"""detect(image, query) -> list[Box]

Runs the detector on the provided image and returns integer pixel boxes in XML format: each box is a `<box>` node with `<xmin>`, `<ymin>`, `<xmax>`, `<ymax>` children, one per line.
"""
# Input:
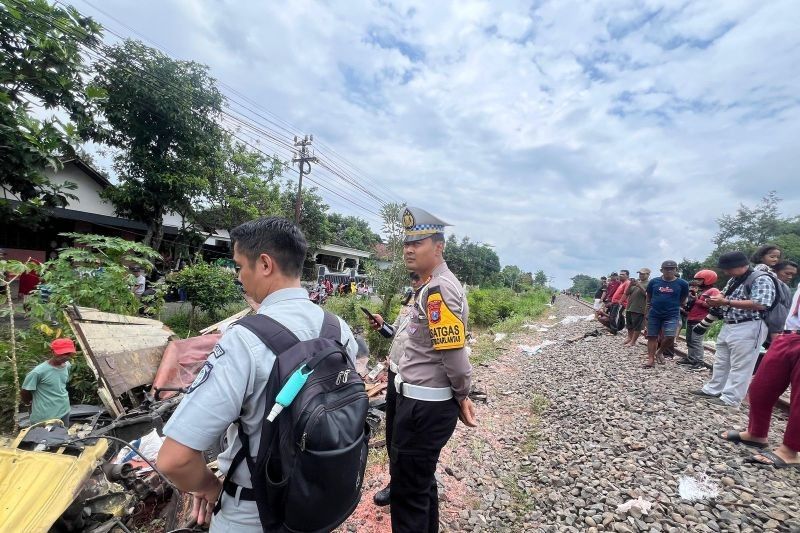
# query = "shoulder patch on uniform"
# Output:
<box><xmin>212</xmin><ymin>344</ymin><xmax>225</xmax><ymax>359</ymax></box>
<box><xmin>187</xmin><ymin>361</ymin><xmax>213</xmax><ymax>393</ymax></box>
<box><xmin>426</xmin><ymin>288</ymin><xmax>465</xmax><ymax>350</ymax></box>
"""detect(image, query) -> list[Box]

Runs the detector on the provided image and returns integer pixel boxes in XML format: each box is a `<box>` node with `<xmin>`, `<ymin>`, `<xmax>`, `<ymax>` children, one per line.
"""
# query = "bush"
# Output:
<box><xmin>468</xmin><ymin>287</ymin><xmax>550</xmax><ymax>329</ymax></box>
<box><xmin>162</xmin><ymin>302</ymin><xmax>246</xmax><ymax>338</ymax></box>
<box><xmin>323</xmin><ymin>295</ymin><xmax>401</xmax><ymax>361</ymax></box>
<box><xmin>174</xmin><ymin>261</ymin><xmax>241</xmax><ymax>320</ymax></box>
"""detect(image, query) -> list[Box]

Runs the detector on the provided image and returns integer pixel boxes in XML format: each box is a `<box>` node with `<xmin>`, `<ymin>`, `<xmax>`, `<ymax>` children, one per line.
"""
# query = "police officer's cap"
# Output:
<box><xmin>402</xmin><ymin>206</ymin><xmax>450</xmax><ymax>243</ymax></box>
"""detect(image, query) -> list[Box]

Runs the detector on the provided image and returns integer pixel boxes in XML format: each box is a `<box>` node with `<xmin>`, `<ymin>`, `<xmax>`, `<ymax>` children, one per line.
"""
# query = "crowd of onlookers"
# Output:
<box><xmin>585</xmin><ymin>244</ymin><xmax>799</xmax><ymax>468</ymax></box>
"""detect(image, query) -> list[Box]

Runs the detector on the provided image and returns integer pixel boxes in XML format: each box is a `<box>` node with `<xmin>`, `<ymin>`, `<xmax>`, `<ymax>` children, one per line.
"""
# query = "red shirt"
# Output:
<box><xmin>687</xmin><ymin>288</ymin><xmax>722</xmax><ymax>322</ymax></box>
<box><xmin>611</xmin><ymin>280</ymin><xmax>631</xmax><ymax>306</ymax></box>
<box><xmin>604</xmin><ymin>280</ymin><xmax>621</xmax><ymax>302</ymax></box>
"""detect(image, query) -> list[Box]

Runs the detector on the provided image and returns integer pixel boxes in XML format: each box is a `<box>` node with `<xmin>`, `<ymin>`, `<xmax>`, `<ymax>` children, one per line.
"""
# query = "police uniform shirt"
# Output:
<box><xmin>163</xmin><ymin>288</ymin><xmax>359</xmax><ymax>491</ymax></box>
<box><xmin>398</xmin><ymin>261</ymin><xmax>472</xmax><ymax>400</ymax></box>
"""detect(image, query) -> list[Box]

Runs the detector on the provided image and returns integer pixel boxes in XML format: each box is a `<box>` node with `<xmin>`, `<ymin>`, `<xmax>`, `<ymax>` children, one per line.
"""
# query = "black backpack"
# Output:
<box><xmin>227</xmin><ymin>311</ymin><xmax>370</xmax><ymax>533</ymax></box>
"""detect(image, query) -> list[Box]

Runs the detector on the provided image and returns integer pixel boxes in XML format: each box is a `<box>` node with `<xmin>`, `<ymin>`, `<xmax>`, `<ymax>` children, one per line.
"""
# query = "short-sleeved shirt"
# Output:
<box><xmin>398</xmin><ymin>261</ymin><xmax>472</xmax><ymax>401</ymax></box>
<box><xmin>611</xmin><ymin>280</ymin><xmax>630</xmax><ymax>305</ymax></box>
<box><xmin>625</xmin><ymin>280</ymin><xmax>648</xmax><ymax>314</ymax></box>
<box><xmin>646</xmin><ymin>277</ymin><xmax>689</xmax><ymax>318</ymax></box>
<box><xmin>22</xmin><ymin>361</ymin><xmax>71</xmax><ymax>424</ymax></box>
<box><xmin>594</xmin><ymin>285</ymin><xmax>606</xmax><ymax>299</ymax></box>
<box><xmin>686</xmin><ymin>288</ymin><xmax>722</xmax><ymax>322</ymax></box>
<box><xmin>134</xmin><ymin>274</ymin><xmax>146</xmax><ymax>296</ymax></box>
<box><xmin>604</xmin><ymin>280</ymin><xmax>620</xmax><ymax>302</ymax></box>
<box><xmin>163</xmin><ymin>288</ymin><xmax>358</xmax><ymax>490</ymax></box>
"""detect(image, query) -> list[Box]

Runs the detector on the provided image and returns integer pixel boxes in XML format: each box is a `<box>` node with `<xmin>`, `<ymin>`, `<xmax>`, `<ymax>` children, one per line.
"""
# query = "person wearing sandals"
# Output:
<box><xmin>642</xmin><ymin>261</ymin><xmax>689</xmax><ymax>368</ymax></box>
<box><xmin>719</xmin><ymin>284</ymin><xmax>800</xmax><ymax>468</ymax></box>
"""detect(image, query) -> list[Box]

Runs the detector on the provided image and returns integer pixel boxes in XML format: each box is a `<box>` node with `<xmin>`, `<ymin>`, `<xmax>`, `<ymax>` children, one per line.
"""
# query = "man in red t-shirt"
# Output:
<box><xmin>681</xmin><ymin>270</ymin><xmax>720</xmax><ymax>370</ymax></box>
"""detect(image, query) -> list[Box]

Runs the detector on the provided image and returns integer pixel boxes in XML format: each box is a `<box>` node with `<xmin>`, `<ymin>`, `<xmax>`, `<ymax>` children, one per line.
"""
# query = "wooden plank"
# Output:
<box><xmin>75</xmin><ymin>322</ymin><xmax>172</xmax><ymax>397</ymax></box>
<box><xmin>75</xmin><ymin>307</ymin><xmax>166</xmax><ymax>327</ymax></box>
<box><xmin>199</xmin><ymin>307</ymin><xmax>251</xmax><ymax>335</ymax></box>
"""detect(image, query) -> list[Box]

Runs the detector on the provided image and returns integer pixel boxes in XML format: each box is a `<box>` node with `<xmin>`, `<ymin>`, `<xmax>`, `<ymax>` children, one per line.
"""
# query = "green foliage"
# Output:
<box><xmin>533</xmin><ymin>270</ymin><xmax>549</xmax><ymax>287</ymax></box>
<box><xmin>162</xmin><ymin>302</ymin><xmax>246</xmax><ymax>338</ymax></box>
<box><xmin>568</xmin><ymin>274</ymin><xmax>601</xmax><ymax>297</ymax></box>
<box><xmin>328</xmin><ymin>213</ymin><xmax>381</xmax><ymax>251</ymax></box>
<box><xmin>369</xmin><ymin>203</ymin><xmax>407</xmax><ymax>316</ymax></box>
<box><xmin>445</xmin><ymin>235</ymin><xmax>501</xmax><ymax>286</ymax></box>
<box><xmin>0</xmin><ymin>0</ymin><xmax>103</xmax><ymax>228</ymax></box>
<box><xmin>280</xmin><ymin>182</ymin><xmax>331</xmax><ymax>260</ymax></box>
<box><xmin>174</xmin><ymin>261</ymin><xmax>240</xmax><ymax>320</ymax></box>
<box><xmin>29</xmin><ymin>233</ymin><xmax>164</xmax><ymax>322</ymax></box>
<box><xmin>322</xmin><ymin>295</ymin><xmax>400</xmax><ymax>360</ymax></box>
<box><xmin>714</xmin><ymin>192</ymin><xmax>782</xmax><ymax>248</ymax></box>
<box><xmin>468</xmin><ymin>287</ymin><xmax>550</xmax><ymax>328</ymax></box>
<box><xmin>199</xmin><ymin>137</ymin><xmax>286</xmax><ymax>233</ymax></box>
<box><xmin>499</xmin><ymin>265</ymin><xmax>533</xmax><ymax>292</ymax></box>
<box><xmin>89</xmin><ymin>39</ymin><xmax>224</xmax><ymax>249</ymax></box>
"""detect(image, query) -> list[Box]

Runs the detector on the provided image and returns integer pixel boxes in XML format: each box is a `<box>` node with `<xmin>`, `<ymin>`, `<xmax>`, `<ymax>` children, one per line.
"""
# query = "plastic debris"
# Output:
<box><xmin>519</xmin><ymin>341</ymin><xmax>558</xmax><ymax>355</ymax></box>
<box><xmin>616</xmin><ymin>497</ymin><xmax>653</xmax><ymax>514</ymax></box>
<box><xmin>559</xmin><ymin>315</ymin><xmax>595</xmax><ymax>325</ymax></box>
<box><xmin>113</xmin><ymin>429</ymin><xmax>164</xmax><ymax>471</ymax></box>
<box><xmin>548</xmin><ymin>315</ymin><xmax>557</xmax><ymax>320</ymax></box>
<box><xmin>493</xmin><ymin>333</ymin><xmax>508</xmax><ymax>343</ymax></box>
<box><xmin>678</xmin><ymin>474</ymin><xmax>720</xmax><ymax>502</ymax></box>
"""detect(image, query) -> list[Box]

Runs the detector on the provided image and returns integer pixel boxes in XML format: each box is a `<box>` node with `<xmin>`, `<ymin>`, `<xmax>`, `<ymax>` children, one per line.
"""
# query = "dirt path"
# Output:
<box><xmin>342</xmin><ymin>296</ymin><xmax>800</xmax><ymax>532</ymax></box>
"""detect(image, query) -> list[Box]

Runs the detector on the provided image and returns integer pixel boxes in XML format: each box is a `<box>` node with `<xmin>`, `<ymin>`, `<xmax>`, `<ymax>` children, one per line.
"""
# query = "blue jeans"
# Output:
<box><xmin>647</xmin><ymin>312</ymin><xmax>680</xmax><ymax>337</ymax></box>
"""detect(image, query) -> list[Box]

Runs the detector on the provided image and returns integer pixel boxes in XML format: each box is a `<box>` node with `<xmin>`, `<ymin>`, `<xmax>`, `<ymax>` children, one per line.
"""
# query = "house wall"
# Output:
<box><xmin>45</xmin><ymin>162</ymin><xmax>117</xmax><ymax>217</ymax></box>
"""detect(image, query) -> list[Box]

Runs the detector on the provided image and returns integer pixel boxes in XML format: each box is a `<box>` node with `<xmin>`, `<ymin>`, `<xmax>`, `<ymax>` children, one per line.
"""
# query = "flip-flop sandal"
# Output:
<box><xmin>720</xmin><ymin>430</ymin><xmax>768</xmax><ymax>449</ymax></box>
<box><xmin>745</xmin><ymin>450</ymin><xmax>800</xmax><ymax>469</ymax></box>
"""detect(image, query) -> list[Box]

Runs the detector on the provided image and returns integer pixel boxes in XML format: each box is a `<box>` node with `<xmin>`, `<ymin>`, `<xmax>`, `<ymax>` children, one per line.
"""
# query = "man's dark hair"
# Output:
<box><xmin>620</xmin><ymin>269</ymin><xmax>630</xmax><ymax>276</ymax></box>
<box><xmin>230</xmin><ymin>217</ymin><xmax>308</xmax><ymax>278</ymax></box>
<box><xmin>774</xmin><ymin>260</ymin><xmax>798</xmax><ymax>273</ymax></box>
<box><xmin>600</xmin><ymin>276</ymin><xmax>607</xmax><ymax>280</ymax></box>
<box><xmin>750</xmin><ymin>244</ymin><xmax>781</xmax><ymax>265</ymax></box>
<box><xmin>431</xmin><ymin>234</ymin><xmax>445</xmax><ymax>244</ymax></box>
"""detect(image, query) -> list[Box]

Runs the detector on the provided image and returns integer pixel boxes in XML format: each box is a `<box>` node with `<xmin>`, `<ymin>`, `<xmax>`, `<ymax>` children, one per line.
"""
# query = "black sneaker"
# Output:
<box><xmin>677</xmin><ymin>359</ymin><xmax>693</xmax><ymax>365</ymax></box>
<box><xmin>687</xmin><ymin>364</ymin><xmax>706</xmax><ymax>372</ymax></box>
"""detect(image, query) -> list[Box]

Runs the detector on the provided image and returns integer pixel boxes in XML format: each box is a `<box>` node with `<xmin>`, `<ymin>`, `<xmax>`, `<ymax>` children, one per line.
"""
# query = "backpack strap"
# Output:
<box><xmin>742</xmin><ymin>270</ymin><xmax>779</xmax><ymax>312</ymax></box>
<box><xmin>236</xmin><ymin>314</ymin><xmax>302</xmax><ymax>355</ymax></box>
<box><xmin>319</xmin><ymin>310</ymin><xmax>342</xmax><ymax>342</ymax></box>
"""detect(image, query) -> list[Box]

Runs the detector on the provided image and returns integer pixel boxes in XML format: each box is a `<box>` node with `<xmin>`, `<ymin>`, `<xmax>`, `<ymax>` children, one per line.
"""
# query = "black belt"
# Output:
<box><xmin>223</xmin><ymin>481</ymin><xmax>256</xmax><ymax>501</ymax></box>
<box><xmin>724</xmin><ymin>317</ymin><xmax>759</xmax><ymax>324</ymax></box>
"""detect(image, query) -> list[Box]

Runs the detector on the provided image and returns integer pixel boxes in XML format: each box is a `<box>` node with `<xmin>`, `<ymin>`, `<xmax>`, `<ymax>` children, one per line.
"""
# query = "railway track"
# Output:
<box><xmin>566</xmin><ymin>294</ymin><xmax>791</xmax><ymax>412</ymax></box>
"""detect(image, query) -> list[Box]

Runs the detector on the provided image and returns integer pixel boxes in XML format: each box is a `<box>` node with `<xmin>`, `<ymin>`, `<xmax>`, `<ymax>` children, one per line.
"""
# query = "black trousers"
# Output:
<box><xmin>385</xmin><ymin>369</ymin><xmax>397</xmax><ymax>457</ymax></box>
<box><xmin>390</xmin><ymin>395</ymin><xmax>459</xmax><ymax>533</ymax></box>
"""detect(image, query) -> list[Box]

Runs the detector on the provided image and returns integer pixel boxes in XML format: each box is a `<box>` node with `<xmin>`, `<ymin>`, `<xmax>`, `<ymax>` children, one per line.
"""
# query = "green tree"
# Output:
<box><xmin>533</xmin><ymin>270</ymin><xmax>548</xmax><ymax>287</ymax></box>
<box><xmin>280</xmin><ymin>183</ymin><xmax>331</xmax><ymax>259</ymax></box>
<box><xmin>678</xmin><ymin>258</ymin><xmax>705</xmax><ymax>281</ymax></box>
<box><xmin>713</xmin><ymin>192</ymin><xmax>781</xmax><ymax>248</ymax></box>
<box><xmin>89</xmin><ymin>39</ymin><xmax>224</xmax><ymax>249</ymax></box>
<box><xmin>368</xmin><ymin>203</ymin><xmax>408</xmax><ymax>316</ymax></box>
<box><xmin>199</xmin><ymin>137</ymin><xmax>285</xmax><ymax>233</ymax></box>
<box><xmin>0</xmin><ymin>0</ymin><xmax>103</xmax><ymax>228</ymax></box>
<box><xmin>569</xmin><ymin>274</ymin><xmax>600</xmax><ymax>296</ymax></box>
<box><xmin>328</xmin><ymin>213</ymin><xmax>381</xmax><ymax>251</ymax></box>
<box><xmin>444</xmin><ymin>235</ymin><xmax>501</xmax><ymax>286</ymax></box>
<box><xmin>174</xmin><ymin>261</ymin><xmax>240</xmax><ymax>322</ymax></box>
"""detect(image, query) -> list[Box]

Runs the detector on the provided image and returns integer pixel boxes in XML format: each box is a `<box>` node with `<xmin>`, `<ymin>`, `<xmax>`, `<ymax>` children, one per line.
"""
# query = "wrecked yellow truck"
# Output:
<box><xmin>0</xmin><ymin>306</ymin><xmax>238</xmax><ymax>532</ymax></box>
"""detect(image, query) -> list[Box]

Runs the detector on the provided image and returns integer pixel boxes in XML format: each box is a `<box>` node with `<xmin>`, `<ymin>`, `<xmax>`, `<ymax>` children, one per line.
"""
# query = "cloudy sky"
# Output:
<box><xmin>78</xmin><ymin>0</ymin><xmax>799</xmax><ymax>287</ymax></box>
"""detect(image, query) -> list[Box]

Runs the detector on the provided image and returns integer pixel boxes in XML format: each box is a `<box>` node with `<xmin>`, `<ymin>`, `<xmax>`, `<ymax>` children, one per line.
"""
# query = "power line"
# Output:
<box><xmin>10</xmin><ymin>0</ymin><xmax>385</xmax><ymax>221</ymax></box>
<box><xmin>70</xmin><ymin>0</ymin><xmax>404</xmax><ymax>205</ymax></box>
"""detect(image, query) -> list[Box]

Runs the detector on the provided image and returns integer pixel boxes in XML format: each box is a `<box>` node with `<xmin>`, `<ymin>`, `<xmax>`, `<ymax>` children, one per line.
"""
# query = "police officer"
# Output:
<box><xmin>389</xmin><ymin>206</ymin><xmax>477</xmax><ymax>532</ymax></box>
<box><xmin>369</xmin><ymin>271</ymin><xmax>423</xmax><ymax>506</ymax></box>
<box><xmin>157</xmin><ymin>218</ymin><xmax>359</xmax><ymax>531</ymax></box>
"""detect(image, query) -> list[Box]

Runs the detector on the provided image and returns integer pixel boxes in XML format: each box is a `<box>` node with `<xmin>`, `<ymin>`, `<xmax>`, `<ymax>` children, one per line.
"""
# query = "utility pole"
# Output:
<box><xmin>293</xmin><ymin>134</ymin><xmax>317</xmax><ymax>223</ymax></box>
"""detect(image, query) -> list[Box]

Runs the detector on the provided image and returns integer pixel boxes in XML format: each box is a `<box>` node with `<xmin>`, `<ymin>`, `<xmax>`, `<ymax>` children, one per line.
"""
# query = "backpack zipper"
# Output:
<box><xmin>299</xmin><ymin>390</ymin><xmax>368</xmax><ymax>451</ymax></box>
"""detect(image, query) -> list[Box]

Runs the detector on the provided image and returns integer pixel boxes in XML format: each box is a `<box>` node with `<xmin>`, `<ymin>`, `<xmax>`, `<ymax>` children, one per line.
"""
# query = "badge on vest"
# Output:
<box><xmin>426</xmin><ymin>288</ymin><xmax>465</xmax><ymax>350</ymax></box>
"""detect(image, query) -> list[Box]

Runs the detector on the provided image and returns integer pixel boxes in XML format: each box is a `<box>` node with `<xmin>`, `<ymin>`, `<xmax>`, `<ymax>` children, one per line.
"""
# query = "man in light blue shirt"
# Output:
<box><xmin>158</xmin><ymin>218</ymin><xmax>358</xmax><ymax>531</ymax></box>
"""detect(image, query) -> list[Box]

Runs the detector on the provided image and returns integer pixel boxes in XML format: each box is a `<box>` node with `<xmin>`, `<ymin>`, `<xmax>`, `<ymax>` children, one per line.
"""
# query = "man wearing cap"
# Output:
<box><xmin>644</xmin><ymin>261</ymin><xmax>689</xmax><ymax>368</ymax></box>
<box><xmin>623</xmin><ymin>269</ymin><xmax>650</xmax><ymax>347</ymax></box>
<box><xmin>21</xmin><ymin>338</ymin><xmax>76</xmax><ymax>426</ymax></box>
<box><xmin>693</xmin><ymin>251</ymin><xmax>775</xmax><ymax>407</ymax></box>
<box><xmin>388</xmin><ymin>206</ymin><xmax>476</xmax><ymax>533</ymax></box>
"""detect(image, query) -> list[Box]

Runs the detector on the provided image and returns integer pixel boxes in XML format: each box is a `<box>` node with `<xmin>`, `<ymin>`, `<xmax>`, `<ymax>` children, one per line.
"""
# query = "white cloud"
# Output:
<box><xmin>86</xmin><ymin>0</ymin><xmax>800</xmax><ymax>286</ymax></box>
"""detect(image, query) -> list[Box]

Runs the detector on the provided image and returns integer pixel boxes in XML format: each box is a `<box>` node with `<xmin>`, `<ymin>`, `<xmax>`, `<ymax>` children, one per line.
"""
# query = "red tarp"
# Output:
<box><xmin>150</xmin><ymin>334</ymin><xmax>221</xmax><ymax>399</ymax></box>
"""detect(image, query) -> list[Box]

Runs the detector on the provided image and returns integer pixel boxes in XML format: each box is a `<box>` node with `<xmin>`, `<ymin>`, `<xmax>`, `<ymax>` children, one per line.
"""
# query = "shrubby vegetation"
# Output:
<box><xmin>468</xmin><ymin>287</ymin><xmax>550</xmax><ymax>329</ymax></box>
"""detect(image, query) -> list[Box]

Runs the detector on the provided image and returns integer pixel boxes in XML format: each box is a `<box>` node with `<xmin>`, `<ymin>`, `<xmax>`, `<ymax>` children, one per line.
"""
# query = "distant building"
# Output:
<box><xmin>0</xmin><ymin>158</ymin><xmax>228</xmax><ymax>262</ymax></box>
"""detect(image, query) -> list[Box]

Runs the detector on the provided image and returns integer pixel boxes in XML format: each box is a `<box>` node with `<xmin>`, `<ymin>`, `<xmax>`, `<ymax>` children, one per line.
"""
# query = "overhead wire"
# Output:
<box><xmin>13</xmin><ymin>0</ymin><xmax>386</xmax><ymax>220</ymax></box>
<box><xmin>71</xmin><ymin>0</ymin><xmax>404</xmax><ymax>206</ymax></box>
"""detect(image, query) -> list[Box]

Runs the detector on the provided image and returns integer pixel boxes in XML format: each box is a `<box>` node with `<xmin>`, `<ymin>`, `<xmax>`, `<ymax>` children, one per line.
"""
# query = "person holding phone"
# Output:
<box><xmin>385</xmin><ymin>206</ymin><xmax>476</xmax><ymax>533</ymax></box>
<box><xmin>366</xmin><ymin>272</ymin><xmax>423</xmax><ymax>506</ymax></box>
